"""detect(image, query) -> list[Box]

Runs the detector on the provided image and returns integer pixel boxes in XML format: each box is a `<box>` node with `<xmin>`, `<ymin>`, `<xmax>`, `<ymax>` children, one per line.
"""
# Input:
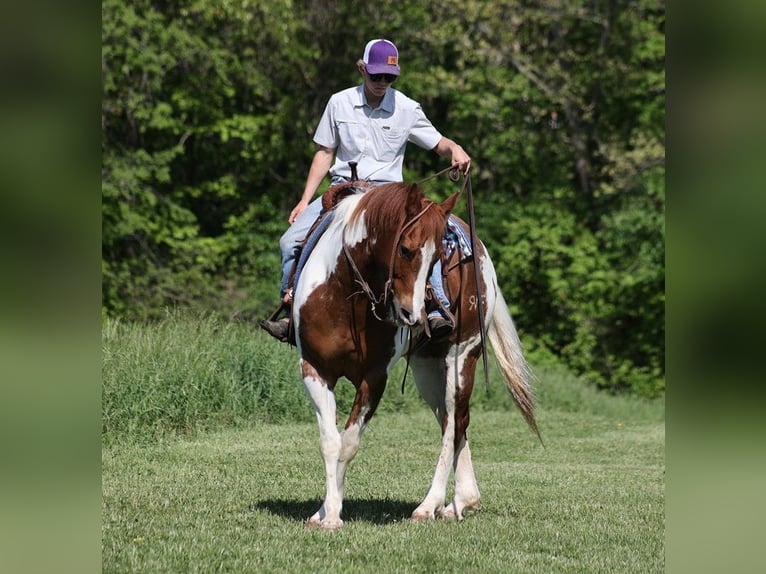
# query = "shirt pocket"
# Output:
<box><xmin>336</xmin><ymin>120</ymin><xmax>366</xmax><ymax>156</ymax></box>
<box><xmin>376</xmin><ymin>127</ymin><xmax>407</xmax><ymax>162</ymax></box>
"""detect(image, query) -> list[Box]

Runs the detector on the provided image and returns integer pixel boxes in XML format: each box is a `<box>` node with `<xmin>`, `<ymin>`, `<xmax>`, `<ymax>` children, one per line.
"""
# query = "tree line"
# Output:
<box><xmin>102</xmin><ymin>0</ymin><xmax>665</xmax><ymax>397</ymax></box>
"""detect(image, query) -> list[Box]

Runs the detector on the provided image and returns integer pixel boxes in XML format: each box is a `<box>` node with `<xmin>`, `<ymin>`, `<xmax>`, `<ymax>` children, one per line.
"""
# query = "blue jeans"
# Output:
<box><xmin>279</xmin><ymin>196</ymin><xmax>324</xmax><ymax>297</ymax></box>
<box><xmin>278</xmin><ymin>182</ymin><xmax>449</xmax><ymax>312</ymax></box>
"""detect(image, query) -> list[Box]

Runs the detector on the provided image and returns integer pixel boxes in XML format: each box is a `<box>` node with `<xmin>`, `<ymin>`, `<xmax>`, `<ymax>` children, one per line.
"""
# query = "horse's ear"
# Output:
<box><xmin>405</xmin><ymin>183</ymin><xmax>425</xmax><ymax>218</ymax></box>
<box><xmin>439</xmin><ymin>190</ymin><xmax>461</xmax><ymax>218</ymax></box>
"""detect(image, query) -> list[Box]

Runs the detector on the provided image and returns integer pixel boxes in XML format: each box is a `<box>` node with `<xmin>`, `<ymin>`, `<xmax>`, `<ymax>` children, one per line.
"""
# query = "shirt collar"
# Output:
<box><xmin>356</xmin><ymin>85</ymin><xmax>395</xmax><ymax>113</ymax></box>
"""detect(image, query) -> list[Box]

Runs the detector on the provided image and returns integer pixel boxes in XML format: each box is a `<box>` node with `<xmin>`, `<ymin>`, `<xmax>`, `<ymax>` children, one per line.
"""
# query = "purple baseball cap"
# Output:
<box><xmin>362</xmin><ymin>39</ymin><xmax>400</xmax><ymax>76</ymax></box>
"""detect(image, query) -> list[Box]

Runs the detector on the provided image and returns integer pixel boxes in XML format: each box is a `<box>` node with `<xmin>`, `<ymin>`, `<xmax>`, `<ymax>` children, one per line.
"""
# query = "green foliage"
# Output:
<box><xmin>102</xmin><ymin>1</ymin><xmax>665</xmax><ymax>395</ymax></box>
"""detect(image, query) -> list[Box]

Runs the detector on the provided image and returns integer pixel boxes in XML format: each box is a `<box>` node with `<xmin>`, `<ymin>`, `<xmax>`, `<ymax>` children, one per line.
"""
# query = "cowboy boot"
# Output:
<box><xmin>425</xmin><ymin>281</ymin><xmax>455</xmax><ymax>339</ymax></box>
<box><xmin>259</xmin><ymin>289</ymin><xmax>294</xmax><ymax>342</ymax></box>
<box><xmin>259</xmin><ymin>317</ymin><xmax>290</xmax><ymax>342</ymax></box>
<box><xmin>427</xmin><ymin>310</ymin><xmax>455</xmax><ymax>339</ymax></box>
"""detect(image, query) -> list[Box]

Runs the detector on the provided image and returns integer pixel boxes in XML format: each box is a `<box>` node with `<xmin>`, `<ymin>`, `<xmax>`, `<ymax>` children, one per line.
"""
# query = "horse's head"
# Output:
<box><xmin>360</xmin><ymin>183</ymin><xmax>459</xmax><ymax>328</ymax></box>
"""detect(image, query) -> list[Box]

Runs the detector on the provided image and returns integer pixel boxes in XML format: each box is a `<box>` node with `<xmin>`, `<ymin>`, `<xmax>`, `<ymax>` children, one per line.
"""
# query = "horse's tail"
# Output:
<box><xmin>486</xmin><ymin>289</ymin><xmax>543</xmax><ymax>445</ymax></box>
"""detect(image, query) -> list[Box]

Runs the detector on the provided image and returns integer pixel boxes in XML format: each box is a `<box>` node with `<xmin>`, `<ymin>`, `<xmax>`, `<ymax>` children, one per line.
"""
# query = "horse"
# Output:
<box><xmin>290</xmin><ymin>180</ymin><xmax>539</xmax><ymax>530</ymax></box>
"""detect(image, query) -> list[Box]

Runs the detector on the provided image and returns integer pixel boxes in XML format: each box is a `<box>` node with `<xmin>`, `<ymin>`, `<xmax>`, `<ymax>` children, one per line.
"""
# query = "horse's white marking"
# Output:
<box><xmin>293</xmin><ymin>196</ymin><xmax>366</xmax><ymax>323</ymax></box>
<box><xmin>336</xmin><ymin>405</ymin><xmax>370</xmax><ymax>499</ymax></box>
<box><xmin>301</xmin><ymin>360</ymin><xmax>344</xmax><ymax>529</ymax></box>
<box><xmin>409</xmin><ymin>240</ymin><xmax>436</xmax><ymax>322</ymax></box>
<box><xmin>343</xmin><ymin>207</ymin><xmax>368</xmax><ymax>247</ymax></box>
<box><xmin>451</xmin><ymin>437</ymin><xmax>480</xmax><ymax>516</ymax></box>
<box><xmin>339</xmin><ymin>406</ymin><xmax>368</xmax><ymax>463</ymax></box>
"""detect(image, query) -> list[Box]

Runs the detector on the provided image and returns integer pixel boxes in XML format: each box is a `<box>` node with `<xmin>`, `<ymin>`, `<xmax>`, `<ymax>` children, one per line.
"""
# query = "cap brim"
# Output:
<box><xmin>365</xmin><ymin>64</ymin><xmax>400</xmax><ymax>76</ymax></box>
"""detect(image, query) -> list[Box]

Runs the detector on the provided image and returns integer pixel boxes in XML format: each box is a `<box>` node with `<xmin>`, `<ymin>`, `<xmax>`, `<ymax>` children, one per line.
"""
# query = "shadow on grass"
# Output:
<box><xmin>252</xmin><ymin>497</ymin><xmax>415</xmax><ymax>525</ymax></box>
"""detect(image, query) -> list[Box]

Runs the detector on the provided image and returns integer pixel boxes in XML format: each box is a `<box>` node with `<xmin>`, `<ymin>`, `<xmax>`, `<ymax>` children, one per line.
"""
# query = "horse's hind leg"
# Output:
<box><xmin>409</xmin><ymin>353</ymin><xmax>455</xmax><ymax>521</ymax></box>
<box><xmin>301</xmin><ymin>360</ymin><xmax>344</xmax><ymax>530</ymax></box>
<box><xmin>410</xmin><ymin>342</ymin><xmax>481</xmax><ymax>521</ymax></box>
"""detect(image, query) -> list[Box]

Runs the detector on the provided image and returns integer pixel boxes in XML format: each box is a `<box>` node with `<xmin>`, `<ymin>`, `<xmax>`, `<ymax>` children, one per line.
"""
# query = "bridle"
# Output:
<box><xmin>342</xmin><ymin>199</ymin><xmax>436</xmax><ymax>321</ymax></box>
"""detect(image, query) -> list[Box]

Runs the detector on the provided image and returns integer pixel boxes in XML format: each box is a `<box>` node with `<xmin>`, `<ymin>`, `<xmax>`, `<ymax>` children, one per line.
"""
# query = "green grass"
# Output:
<box><xmin>103</xmin><ymin>313</ymin><xmax>664</xmax><ymax>572</ymax></box>
<box><xmin>103</xmin><ymin>412</ymin><xmax>663</xmax><ymax>572</ymax></box>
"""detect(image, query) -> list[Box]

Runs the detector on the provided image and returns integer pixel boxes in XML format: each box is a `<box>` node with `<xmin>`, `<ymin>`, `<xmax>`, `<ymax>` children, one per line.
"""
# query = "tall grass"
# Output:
<box><xmin>102</xmin><ymin>312</ymin><xmax>663</xmax><ymax>444</ymax></box>
<box><xmin>102</xmin><ymin>312</ymin><xmax>307</xmax><ymax>443</ymax></box>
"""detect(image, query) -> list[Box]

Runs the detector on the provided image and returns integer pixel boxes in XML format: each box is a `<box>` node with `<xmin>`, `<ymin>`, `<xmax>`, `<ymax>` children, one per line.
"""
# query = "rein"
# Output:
<box><xmin>462</xmin><ymin>172</ymin><xmax>492</xmax><ymax>393</ymax></box>
<box><xmin>417</xmin><ymin>165</ymin><xmax>462</xmax><ymax>185</ymax></box>
<box><xmin>414</xmin><ymin>167</ymin><xmax>491</xmax><ymax>394</ymax></box>
<box><xmin>401</xmin><ymin>167</ymin><xmax>492</xmax><ymax>394</ymax></box>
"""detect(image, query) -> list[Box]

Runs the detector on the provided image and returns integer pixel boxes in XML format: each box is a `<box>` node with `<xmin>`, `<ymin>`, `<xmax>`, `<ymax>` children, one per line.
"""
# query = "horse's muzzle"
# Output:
<box><xmin>391</xmin><ymin>300</ymin><xmax>423</xmax><ymax>328</ymax></box>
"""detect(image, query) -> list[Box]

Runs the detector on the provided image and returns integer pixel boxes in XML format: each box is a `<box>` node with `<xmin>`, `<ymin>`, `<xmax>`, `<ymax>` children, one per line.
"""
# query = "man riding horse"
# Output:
<box><xmin>260</xmin><ymin>38</ymin><xmax>471</xmax><ymax>342</ymax></box>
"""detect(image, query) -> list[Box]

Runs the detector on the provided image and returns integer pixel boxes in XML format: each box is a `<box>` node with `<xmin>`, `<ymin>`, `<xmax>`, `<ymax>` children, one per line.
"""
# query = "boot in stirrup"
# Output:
<box><xmin>259</xmin><ymin>289</ymin><xmax>294</xmax><ymax>343</ymax></box>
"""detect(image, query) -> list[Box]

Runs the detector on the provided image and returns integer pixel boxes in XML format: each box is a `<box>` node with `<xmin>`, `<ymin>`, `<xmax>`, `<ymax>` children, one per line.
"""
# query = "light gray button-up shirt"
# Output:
<box><xmin>313</xmin><ymin>85</ymin><xmax>443</xmax><ymax>183</ymax></box>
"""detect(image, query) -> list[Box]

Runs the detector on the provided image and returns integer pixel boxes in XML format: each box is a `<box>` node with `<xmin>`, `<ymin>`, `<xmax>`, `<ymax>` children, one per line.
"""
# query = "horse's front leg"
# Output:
<box><xmin>301</xmin><ymin>359</ymin><xmax>343</xmax><ymax>531</ymax></box>
<box><xmin>336</xmin><ymin>372</ymin><xmax>387</xmax><ymax>501</ymax></box>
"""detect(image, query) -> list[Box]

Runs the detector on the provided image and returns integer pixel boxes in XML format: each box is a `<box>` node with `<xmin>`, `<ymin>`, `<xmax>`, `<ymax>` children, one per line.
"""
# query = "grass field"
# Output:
<box><xmin>102</xmin><ymin>315</ymin><xmax>664</xmax><ymax>572</ymax></box>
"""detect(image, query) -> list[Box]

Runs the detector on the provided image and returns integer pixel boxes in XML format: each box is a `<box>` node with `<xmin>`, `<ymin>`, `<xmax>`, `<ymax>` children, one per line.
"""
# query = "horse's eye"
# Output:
<box><xmin>399</xmin><ymin>245</ymin><xmax>414</xmax><ymax>260</ymax></box>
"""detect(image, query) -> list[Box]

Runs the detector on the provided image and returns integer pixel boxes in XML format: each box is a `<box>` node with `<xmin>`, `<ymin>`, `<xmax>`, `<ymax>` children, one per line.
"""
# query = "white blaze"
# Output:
<box><xmin>410</xmin><ymin>239</ymin><xmax>436</xmax><ymax>320</ymax></box>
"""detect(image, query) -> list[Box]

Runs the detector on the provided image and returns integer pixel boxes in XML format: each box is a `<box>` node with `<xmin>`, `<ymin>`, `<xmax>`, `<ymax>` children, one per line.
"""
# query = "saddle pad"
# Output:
<box><xmin>292</xmin><ymin>210</ymin><xmax>335</xmax><ymax>298</ymax></box>
<box><xmin>444</xmin><ymin>215</ymin><xmax>473</xmax><ymax>260</ymax></box>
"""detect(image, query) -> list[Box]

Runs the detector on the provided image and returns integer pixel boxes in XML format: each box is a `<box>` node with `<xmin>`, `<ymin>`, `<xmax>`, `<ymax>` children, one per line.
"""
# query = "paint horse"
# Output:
<box><xmin>292</xmin><ymin>181</ymin><xmax>539</xmax><ymax>530</ymax></box>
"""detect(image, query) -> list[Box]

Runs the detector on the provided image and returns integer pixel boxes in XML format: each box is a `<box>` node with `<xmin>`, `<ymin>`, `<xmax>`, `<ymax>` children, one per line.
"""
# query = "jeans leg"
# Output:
<box><xmin>428</xmin><ymin>259</ymin><xmax>450</xmax><ymax>314</ymax></box>
<box><xmin>279</xmin><ymin>197</ymin><xmax>324</xmax><ymax>297</ymax></box>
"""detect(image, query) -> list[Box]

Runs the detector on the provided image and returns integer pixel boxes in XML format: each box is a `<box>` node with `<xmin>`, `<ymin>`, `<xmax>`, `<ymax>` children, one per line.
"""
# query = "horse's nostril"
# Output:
<box><xmin>399</xmin><ymin>307</ymin><xmax>412</xmax><ymax>323</ymax></box>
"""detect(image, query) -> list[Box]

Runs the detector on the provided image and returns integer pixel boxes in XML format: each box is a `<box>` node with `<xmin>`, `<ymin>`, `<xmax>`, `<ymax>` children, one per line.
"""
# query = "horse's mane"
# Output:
<box><xmin>350</xmin><ymin>183</ymin><xmax>444</xmax><ymax>238</ymax></box>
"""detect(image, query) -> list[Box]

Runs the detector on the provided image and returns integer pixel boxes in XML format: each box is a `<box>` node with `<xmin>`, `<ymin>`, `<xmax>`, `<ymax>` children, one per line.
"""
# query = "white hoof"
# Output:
<box><xmin>411</xmin><ymin>508</ymin><xmax>436</xmax><ymax>522</ymax></box>
<box><xmin>436</xmin><ymin>505</ymin><xmax>460</xmax><ymax>521</ymax></box>
<box><xmin>305</xmin><ymin>516</ymin><xmax>344</xmax><ymax>531</ymax></box>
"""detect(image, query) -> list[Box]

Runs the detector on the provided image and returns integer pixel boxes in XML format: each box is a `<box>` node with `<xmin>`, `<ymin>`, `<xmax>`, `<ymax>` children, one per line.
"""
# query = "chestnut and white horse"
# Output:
<box><xmin>291</xmin><ymin>181</ymin><xmax>538</xmax><ymax>530</ymax></box>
